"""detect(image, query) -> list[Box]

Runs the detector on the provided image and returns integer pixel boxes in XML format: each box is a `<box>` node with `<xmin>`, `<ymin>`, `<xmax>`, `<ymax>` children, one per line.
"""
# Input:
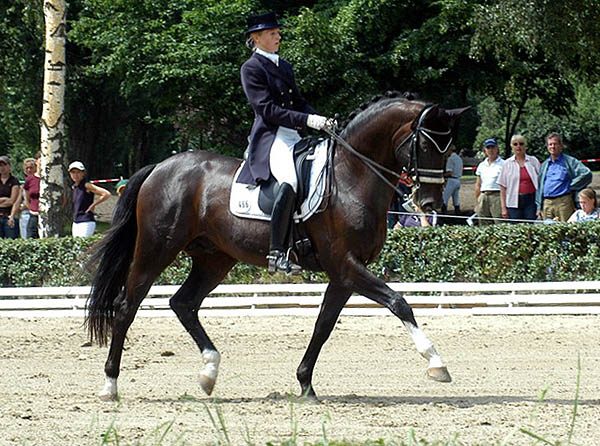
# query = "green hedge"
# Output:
<box><xmin>0</xmin><ymin>235</ymin><xmax>324</xmax><ymax>287</ymax></box>
<box><xmin>1</xmin><ymin>221</ymin><xmax>599</xmax><ymax>287</ymax></box>
<box><xmin>378</xmin><ymin>220</ymin><xmax>600</xmax><ymax>282</ymax></box>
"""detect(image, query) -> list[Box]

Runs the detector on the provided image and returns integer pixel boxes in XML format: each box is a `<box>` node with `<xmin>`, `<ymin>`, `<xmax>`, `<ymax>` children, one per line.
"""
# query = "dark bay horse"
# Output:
<box><xmin>86</xmin><ymin>94</ymin><xmax>469</xmax><ymax>400</ymax></box>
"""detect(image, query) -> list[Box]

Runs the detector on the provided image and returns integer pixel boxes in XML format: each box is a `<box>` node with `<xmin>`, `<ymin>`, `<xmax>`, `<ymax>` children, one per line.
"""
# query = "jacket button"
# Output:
<box><xmin>290</xmin><ymin>100</ymin><xmax>294</xmax><ymax>105</ymax></box>
<box><xmin>289</xmin><ymin>89</ymin><xmax>293</xmax><ymax>93</ymax></box>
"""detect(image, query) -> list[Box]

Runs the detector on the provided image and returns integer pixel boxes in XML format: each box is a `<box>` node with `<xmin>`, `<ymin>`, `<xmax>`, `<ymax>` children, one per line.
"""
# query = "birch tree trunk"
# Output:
<box><xmin>39</xmin><ymin>0</ymin><xmax>67</xmax><ymax>238</ymax></box>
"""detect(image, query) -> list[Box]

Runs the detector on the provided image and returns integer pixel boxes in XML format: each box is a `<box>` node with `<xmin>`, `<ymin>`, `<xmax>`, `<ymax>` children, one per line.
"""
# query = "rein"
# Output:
<box><xmin>324</xmin><ymin>127</ymin><xmax>409</xmax><ymax>198</ymax></box>
<box><xmin>324</xmin><ymin>104</ymin><xmax>452</xmax><ymax>198</ymax></box>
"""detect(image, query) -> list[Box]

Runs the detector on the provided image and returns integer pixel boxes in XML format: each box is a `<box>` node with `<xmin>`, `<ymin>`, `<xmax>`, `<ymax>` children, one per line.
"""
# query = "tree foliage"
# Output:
<box><xmin>0</xmin><ymin>1</ymin><xmax>44</xmax><ymax>163</ymax></box>
<box><xmin>1</xmin><ymin>0</ymin><xmax>600</xmax><ymax>178</ymax></box>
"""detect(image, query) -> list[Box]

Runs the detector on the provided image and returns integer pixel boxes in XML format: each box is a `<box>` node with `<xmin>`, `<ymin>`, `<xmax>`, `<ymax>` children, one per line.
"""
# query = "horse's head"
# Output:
<box><xmin>396</xmin><ymin>103</ymin><xmax>471</xmax><ymax>212</ymax></box>
<box><xmin>338</xmin><ymin>93</ymin><xmax>470</xmax><ymax>214</ymax></box>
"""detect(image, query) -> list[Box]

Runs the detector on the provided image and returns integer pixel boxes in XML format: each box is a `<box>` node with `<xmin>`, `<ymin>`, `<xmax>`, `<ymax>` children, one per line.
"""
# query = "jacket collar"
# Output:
<box><xmin>254</xmin><ymin>48</ymin><xmax>279</xmax><ymax>66</ymax></box>
<box><xmin>252</xmin><ymin>52</ymin><xmax>294</xmax><ymax>86</ymax></box>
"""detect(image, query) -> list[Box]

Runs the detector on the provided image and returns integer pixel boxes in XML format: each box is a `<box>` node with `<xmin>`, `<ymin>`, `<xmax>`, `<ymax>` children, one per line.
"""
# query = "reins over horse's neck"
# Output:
<box><xmin>327</xmin><ymin>103</ymin><xmax>446</xmax><ymax>200</ymax></box>
<box><xmin>324</xmin><ymin>127</ymin><xmax>409</xmax><ymax>198</ymax></box>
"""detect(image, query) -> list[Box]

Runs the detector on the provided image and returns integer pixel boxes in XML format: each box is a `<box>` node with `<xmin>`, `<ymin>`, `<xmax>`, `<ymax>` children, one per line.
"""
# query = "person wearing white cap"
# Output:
<box><xmin>68</xmin><ymin>161</ymin><xmax>111</xmax><ymax>237</ymax></box>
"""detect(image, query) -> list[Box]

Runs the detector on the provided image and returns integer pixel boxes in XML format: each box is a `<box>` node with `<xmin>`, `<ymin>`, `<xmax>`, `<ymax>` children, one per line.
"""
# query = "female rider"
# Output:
<box><xmin>237</xmin><ymin>11</ymin><xmax>333</xmax><ymax>273</ymax></box>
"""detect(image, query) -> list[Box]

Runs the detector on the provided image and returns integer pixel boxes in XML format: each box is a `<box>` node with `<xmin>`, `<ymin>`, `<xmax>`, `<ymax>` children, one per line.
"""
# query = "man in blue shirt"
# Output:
<box><xmin>536</xmin><ymin>132</ymin><xmax>592</xmax><ymax>221</ymax></box>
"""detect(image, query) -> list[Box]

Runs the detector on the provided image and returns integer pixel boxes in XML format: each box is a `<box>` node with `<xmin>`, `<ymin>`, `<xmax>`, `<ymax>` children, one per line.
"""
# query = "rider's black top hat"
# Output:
<box><xmin>245</xmin><ymin>11</ymin><xmax>283</xmax><ymax>36</ymax></box>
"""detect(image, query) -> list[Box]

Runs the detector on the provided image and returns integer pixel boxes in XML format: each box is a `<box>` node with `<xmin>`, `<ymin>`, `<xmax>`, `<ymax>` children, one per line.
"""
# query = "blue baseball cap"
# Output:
<box><xmin>483</xmin><ymin>138</ymin><xmax>498</xmax><ymax>148</ymax></box>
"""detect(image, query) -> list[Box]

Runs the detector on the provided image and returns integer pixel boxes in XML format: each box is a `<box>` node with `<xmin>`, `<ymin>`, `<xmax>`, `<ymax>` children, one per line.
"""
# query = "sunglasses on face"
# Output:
<box><xmin>512</xmin><ymin>142</ymin><xmax>525</xmax><ymax>146</ymax></box>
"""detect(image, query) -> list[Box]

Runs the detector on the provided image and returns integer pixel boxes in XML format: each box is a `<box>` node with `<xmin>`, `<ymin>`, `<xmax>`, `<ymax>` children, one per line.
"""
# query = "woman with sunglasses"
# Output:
<box><xmin>497</xmin><ymin>135</ymin><xmax>541</xmax><ymax>222</ymax></box>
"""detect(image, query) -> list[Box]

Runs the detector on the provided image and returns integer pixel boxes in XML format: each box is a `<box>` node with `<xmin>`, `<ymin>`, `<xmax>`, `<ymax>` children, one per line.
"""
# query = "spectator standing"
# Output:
<box><xmin>535</xmin><ymin>132</ymin><xmax>592</xmax><ymax>222</ymax></box>
<box><xmin>22</xmin><ymin>156</ymin><xmax>42</xmax><ymax>238</ymax></box>
<box><xmin>475</xmin><ymin>138</ymin><xmax>504</xmax><ymax>225</ymax></box>
<box><xmin>68</xmin><ymin>161</ymin><xmax>111</xmax><ymax>237</ymax></box>
<box><xmin>0</xmin><ymin>155</ymin><xmax>20</xmax><ymax>239</ymax></box>
<box><xmin>441</xmin><ymin>145</ymin><xmax>463</xmax><ymax>215</ymax></box>
<box><xmin>7</xmin><ymin>157</ymin><xmax>36</xmax><ymax>238</ymax></box>
<box><xmin>497</xmin><ymin>135</ymin><xmax>540</xmax><ymax>222</ymax></box>
<box><xmin>567</xmin><ymin>188</ymin><xmax>599</xmax><ymax>223</ymax></box>
<box><xmin>21</xmin><ymin>158</ymin><xmax>36</xmax><ymax>237</ymax></box>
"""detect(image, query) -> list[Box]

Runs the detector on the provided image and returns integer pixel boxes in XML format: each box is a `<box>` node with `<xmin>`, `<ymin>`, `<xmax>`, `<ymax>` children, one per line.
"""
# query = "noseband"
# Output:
<box><xmin>325</xmin><ymin>104</ymin><xmax>453</xmax><ymax>198</ymax></box>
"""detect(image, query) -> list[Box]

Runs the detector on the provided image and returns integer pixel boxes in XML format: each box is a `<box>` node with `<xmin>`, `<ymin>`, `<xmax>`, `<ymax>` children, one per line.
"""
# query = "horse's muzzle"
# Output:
<box><xmin>417</xmin><ymin>192</ymin><xmax>443</xmax><ymax>213</ymax></box>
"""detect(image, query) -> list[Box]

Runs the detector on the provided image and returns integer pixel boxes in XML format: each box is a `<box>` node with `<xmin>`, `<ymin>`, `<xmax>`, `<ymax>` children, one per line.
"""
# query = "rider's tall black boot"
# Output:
<box><xmin>267</xmin><ymin>183</ymin><xmax>301</xmax><ymax>274</ymax></box>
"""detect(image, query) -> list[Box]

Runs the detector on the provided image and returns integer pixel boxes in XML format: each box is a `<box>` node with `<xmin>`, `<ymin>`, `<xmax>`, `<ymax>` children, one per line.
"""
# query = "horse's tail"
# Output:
<box><xmin>84</xmin><ymin>164</ymin><xmax>156</xmax><ymax>346</ymax></box>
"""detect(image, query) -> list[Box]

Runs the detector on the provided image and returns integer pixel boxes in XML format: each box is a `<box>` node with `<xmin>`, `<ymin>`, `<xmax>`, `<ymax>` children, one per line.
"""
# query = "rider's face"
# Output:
<box><xmin>252</xmin><ymin>28</ymin><xmax>281</xmax><ymax>53</ymax></box>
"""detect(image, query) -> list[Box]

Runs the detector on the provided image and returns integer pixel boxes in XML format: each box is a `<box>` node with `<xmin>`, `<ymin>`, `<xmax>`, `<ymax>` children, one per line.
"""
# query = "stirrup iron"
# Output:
<box><xmin>267</xmin><ymin>249</ymin><xmax>301</xmax><ymax>275</ymax></box>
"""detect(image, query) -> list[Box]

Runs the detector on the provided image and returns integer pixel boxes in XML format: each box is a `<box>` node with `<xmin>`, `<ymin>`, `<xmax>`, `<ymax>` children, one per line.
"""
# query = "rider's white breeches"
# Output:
<box><xmin>269</xmin><ymin>126</ymin><xmax>300</xmax><ymax>193</ymax></box>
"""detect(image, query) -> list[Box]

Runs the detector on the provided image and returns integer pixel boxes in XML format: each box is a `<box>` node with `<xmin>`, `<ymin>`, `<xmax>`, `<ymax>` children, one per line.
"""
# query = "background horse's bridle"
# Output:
<box><xmin>325</xmin><ymin>103</ymin><xmax>453</xmax><ymax>198</ymax></box>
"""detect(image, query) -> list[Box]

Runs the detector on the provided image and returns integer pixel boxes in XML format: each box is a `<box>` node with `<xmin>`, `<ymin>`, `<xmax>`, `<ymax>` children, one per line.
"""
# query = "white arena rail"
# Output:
<box><xmin>1</xmin><ymin>281</ymin><xmax>600</xmax><ymax>317</ymax></box>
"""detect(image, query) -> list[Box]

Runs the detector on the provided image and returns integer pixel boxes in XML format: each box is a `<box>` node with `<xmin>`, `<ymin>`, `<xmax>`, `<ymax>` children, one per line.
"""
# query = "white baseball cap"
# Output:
<box><xmin>68</xmin><ymin>161</ymin><xmax>86</xmax><ymax>171</ymax></box>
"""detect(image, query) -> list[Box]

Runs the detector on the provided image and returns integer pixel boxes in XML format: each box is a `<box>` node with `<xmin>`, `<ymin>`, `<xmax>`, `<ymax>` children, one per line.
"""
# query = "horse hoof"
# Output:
<box><xmin>427</xmin><ymin>366</ymin><xmax>452</xmax><ymax>383</ymax></box>
<box><xmin>297</xmin><ymin>387</ymin><xmax>320</xmax><ymax>403</ymax></box>
<box><xmin>298</xmin><ymin>392</ymin><xmax>320</xmax><ymax>404</ymax></box>
<box><xmin>98</xmin><ymin>390</ymin><xmax>118</xmax><ymax>401</ymax></box>
<box><xmin>199</xmin><ymin>374</ymin><xmax>216</xmax><ymax>395</ymax></box>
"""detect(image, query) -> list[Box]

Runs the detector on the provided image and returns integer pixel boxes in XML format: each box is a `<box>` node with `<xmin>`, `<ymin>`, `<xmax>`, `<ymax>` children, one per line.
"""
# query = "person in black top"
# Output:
<box><xmin>0</xmin><ymin>155</ymin><xmax>20</xmax><ymax>238</ymax></box>
<box><xmin>68</xmin><ymin>161</ymin><xmax>111</xmax><ymax>237</ymax></box>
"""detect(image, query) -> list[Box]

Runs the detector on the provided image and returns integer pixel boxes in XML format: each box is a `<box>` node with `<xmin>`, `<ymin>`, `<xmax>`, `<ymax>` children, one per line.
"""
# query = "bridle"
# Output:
<box><xmin>324</xmin><ymin>103</ymin><xmax>453</xmax><ymax>199</ymax></box>
<box><xmin>394</xmin><ymin>104</ymin><xmax>453</xmax><ymax>188</ymax></box>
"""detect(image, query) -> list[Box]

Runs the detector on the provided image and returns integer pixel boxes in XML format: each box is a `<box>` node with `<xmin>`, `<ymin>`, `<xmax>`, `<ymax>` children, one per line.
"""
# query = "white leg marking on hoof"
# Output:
<box><xmin>98</xmin><ymin>376</ymin><xmax>118</xmax><ymax>401</ymax></box>
<box><xmin>402</xmin><ymin>321</ymin><xmax>444</xmax><ymax>369</ymax></box>
<box><xmin>199</xmin><ymin>349</ymin><xmax>220</xmax><ymax>394</ymax></box>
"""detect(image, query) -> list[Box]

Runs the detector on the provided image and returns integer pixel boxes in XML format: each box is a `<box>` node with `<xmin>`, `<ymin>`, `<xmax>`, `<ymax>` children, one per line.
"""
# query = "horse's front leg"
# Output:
<box><xmin>296</xmin><ymin>282</ymin><xmax>352</xmax><ymax>400</ymax></box>
<box><xmin>344</xmin><ymin>257</ymin><xmax>451</xmax><ymax>383</ymax></box>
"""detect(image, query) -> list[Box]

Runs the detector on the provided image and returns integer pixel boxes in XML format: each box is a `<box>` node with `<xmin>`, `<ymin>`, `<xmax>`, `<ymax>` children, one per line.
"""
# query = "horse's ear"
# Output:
<box><xmin>444</xmin><ymin>106</ymin><xmax>472</xmax><ymax>119</ymax></box>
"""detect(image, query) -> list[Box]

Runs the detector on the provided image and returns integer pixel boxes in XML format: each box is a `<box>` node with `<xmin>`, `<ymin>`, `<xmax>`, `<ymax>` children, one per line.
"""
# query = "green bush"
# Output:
<box><xmin>1</xmin><ymin>221</ymin><xmax>599</xmax><ymax>287</ymax></box>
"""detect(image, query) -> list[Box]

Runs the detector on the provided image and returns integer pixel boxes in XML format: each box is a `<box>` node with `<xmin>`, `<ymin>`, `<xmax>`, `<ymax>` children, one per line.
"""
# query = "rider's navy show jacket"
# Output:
<box><xmin>238</xmin><ymin>52</ymin><xmax>315</xmax><ymax>186</ymax></box>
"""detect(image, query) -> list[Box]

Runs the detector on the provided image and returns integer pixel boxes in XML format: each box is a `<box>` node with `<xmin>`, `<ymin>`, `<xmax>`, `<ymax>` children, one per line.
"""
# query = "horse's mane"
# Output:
<box><xmin>340</xmin><ymin>91</ymin><xmax>425</xmax><ymax>139</ymax></box>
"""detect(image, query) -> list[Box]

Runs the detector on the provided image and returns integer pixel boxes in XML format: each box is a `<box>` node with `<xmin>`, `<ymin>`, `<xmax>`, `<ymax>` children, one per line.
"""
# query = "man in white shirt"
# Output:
<box><xmin>441</xmin><ymin>145</ymin><xmax>463</xmax><ymax>215</ymax></box>
<box><xmin>475</xmin><ymin>138</ymin><xmax>504</xmax><ymax>225</ymax></box>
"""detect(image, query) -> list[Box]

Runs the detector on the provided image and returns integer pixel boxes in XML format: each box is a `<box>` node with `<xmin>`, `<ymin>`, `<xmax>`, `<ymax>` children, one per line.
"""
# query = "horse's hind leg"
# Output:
<box><xmin>99</xmin><ymin>252</ymin><xmax>179</xmax><ymax>400</ymax></box>
<box><xmin>169</xmin><ymin>252</ymin><xmax>236</xmax><ymax>396</ymax></box>
<box><xmin>296</xmin><ymin>282</ymin><xmax>352</xmax><ymax>400</ymax></box>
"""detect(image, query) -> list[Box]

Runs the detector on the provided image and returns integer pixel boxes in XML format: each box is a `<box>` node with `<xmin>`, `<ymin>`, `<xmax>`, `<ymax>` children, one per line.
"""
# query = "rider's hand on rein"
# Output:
<box><xmin>307</xmin><ymin>114</ymin><xmax>336</xmax><ymax>131</ymax></box>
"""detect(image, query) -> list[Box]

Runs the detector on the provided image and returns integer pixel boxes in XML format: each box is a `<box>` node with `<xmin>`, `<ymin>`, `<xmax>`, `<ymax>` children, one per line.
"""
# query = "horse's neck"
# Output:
<box><xmin>333</xmin><ymin>141</ymin><xmax>397</xmax><ymax>212</ymax></box>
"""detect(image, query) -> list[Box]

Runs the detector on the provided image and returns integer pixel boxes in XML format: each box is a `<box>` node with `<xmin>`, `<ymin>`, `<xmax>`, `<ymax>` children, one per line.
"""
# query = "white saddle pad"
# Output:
<box><xmin>229</xmin><ymin>140</ymin><xmax>329</xmax><ymax>222</ymax></box>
